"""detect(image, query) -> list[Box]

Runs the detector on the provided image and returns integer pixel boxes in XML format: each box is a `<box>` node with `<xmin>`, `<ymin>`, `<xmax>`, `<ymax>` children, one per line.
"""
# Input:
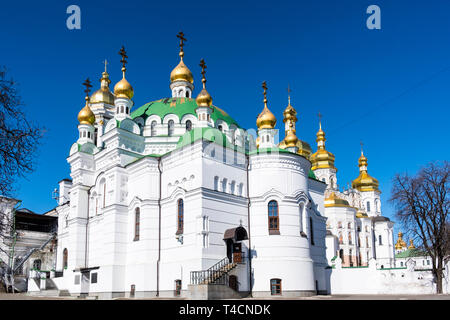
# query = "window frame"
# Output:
<box><xmin>176</xmin><ymin>199</ymin><xmax>184</xmax><ymax>235</ymax></box>
<box><xmin>134</xmin><ymin>207</ymin><xmax>140</xmax><ymax>241</ymax></box>
<box><xmin>270</xmin><ymin>278</ymin><xmax>282</xmax><ymax>295</ymax></box>
<box><xmin>268</xmin><ymin>200</ymin><xmax>280</xmax><ymax>235</ymax></box>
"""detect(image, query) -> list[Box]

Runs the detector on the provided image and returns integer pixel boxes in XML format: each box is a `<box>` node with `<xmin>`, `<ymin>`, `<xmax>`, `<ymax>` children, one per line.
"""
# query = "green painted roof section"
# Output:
<box><xmin>308</xmin><ymin>169</ymin><xmax>316</xmax><ymax>179</ymax></box>
<box><xmin>131</xmin><ymin>97</ymin><xmax>240</xmax><ymax>128</ymax></box>
<box><xmin>175</xmin><ymin>127</ymin><xmax>245</xmax><ymax>152</ymax></box>
<box><xmin>395</xmin><ymin>248</ymin><xmax>427</xmax><ymax>259</ymax></box>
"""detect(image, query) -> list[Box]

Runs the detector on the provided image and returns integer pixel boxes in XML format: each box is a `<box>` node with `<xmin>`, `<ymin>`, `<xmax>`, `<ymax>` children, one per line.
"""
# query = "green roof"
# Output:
<box><xmin>395</xmin><ymin>248</ymin><xmax>427</xmax><ymax>259</ymax></box>
<box><xmin>308</xmin><ymin>169</ymin><xmax>316</xmax><ymax>179</ymax></box>
<box><xmin>131</xmin><ymin>97</ymin><xmax>240</xmax><ymax>128</ymax></box>
<box><xmin>175</xmin><ymin>127</ymin><xmax>236</xmax><ymax>150</ymax></box>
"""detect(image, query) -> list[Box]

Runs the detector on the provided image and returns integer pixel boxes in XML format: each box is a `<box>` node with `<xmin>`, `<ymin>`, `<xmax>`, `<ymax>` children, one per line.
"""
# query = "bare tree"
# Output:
<box><xmin>0</xmin><ymin>66</ymin><xmax>43</xmax><ymax>196</ymax></box>
<box><xmin>390</xmin><ymin>161</ymin><xmax>449</xmax><ymax>293</ymax></box>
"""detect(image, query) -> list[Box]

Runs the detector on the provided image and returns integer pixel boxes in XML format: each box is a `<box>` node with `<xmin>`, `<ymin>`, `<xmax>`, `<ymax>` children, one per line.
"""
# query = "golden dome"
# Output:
<box><xmin>91</xmin><ymin>71</ymin><xmax>115</xmax><ymax>105</ymax></box>
<box><xmin>356</xmin><ymin>211</ymin><xmax>368</xmax><ymax>218</ymax></box>
<box><xmin>352</xmin><ymin>152</ymin><xmax>379</xmax><ymax>192</ymax></box>
<box><xmin>395</xmin><ymin>231</ymin><xmax>408</xmax><ymax>250</ymax></box>
<box><xmin>278</xmin><ymin>98</ymin><xmax>312</xmax><ymax>158</ymax></box>
<box><xmin>196</xmin><ymin>59</ymin><xmax>213</xmax><ymax>108</ymax></box>
<box><xmin>171</xmin><ymin>58</ymin><xmax>194</xmax><ymax>84</ymax></box>
<box><xmin>114</xmin><ymin>71</ymin><xmax>134</xmax><ymax>99</ymax></box>
<box><xmin>310</xmin><ymin>123</ymin><xmax>336</xmax><ymax>170</ymax></box>
<box><xmin>284</xmin><ymin>130</ymin><xmax>298</xmax><ymax>148</ymax></box>
<box><xmin>78</xmin><ymin>98</ymin><xmax>95</xmax><ymax>125</ymax></box>
<box><xmin>408</xmin><ymin>239</ymin><xmax>416</xmax><ymax>249</ymax></box>
<box><xmin>196</xmin><ymin>87</ymin><xmax>212</xmax><ymax>107</ymax></box>
<box><xmin>257</xmin><ymin>81</ymin><xmax>276</xmax><ymax>130</ymax></box>
<box><xmin>324</xmin><ymin>192</ymin><xmax>350</xmax><ymax>208</ymax></box>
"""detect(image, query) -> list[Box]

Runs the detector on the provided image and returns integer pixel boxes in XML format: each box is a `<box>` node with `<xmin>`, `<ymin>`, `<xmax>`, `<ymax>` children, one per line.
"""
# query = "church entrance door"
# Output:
<box><xmin>229</xmin><ymin>275</ymin><xmax>238</xmax><ymax>291</ymax></box>
<box><xmin>80</xmin><ymin>271</ymin><xmax>90</xmax><ymax>296</ymax></box>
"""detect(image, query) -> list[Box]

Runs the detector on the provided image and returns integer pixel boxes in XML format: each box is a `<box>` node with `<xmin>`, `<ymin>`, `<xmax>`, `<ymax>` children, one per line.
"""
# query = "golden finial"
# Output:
<box><xmin>262</xmin><ymin>81</ymin><xmax>268</xmax><ymax>105</ymax></box>
<box><xmin>287</xmin><ymin>84</ymin><xmax>291</xmax><ymax>106</ymax></box>
<box><xmin>177</xmin><ymin>31</ymin><xmax>187</xmax><ymax>59</ymax></box>
<box><xmin>318</xmin><ymin>111</ymin><xmax>322</xmax><ymax>130</ymax></box>
<box><xmin>118</xmin><ymin>46</ymin><xmax>128</xmax><ymax>76</ymax></box>
<box><xmin>199</xmin><ymin>58</ymin><xmax>207</xmax><ymax>88</ymax></box>
<box><xmin>82</xmin><ymin>78</ymin><xmax>93</xmax><ymax>102</ymax></box>
<box><xmin>360</xmin><ymin>140</ymin><xmax>364</xmax><ymax>156</ymax></box>
<box><xmin>103</xmin><ymin>59</ymin><xmax>108</xmax><ymax>73</ymax></box>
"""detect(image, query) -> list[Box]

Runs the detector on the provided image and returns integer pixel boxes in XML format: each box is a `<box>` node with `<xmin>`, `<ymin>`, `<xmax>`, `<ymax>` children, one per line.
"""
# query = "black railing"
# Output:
<box><xmin>190</xmin><ymin>257</ymin><xmax>235</xmax><ymax>285</ymax></box>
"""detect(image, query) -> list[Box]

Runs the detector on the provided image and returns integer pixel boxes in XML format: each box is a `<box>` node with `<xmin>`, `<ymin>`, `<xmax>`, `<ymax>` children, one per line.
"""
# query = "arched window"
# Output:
<box><xmin>378</xmin><ymin>235</ymin><xmax>382</xmax><ymax>245</ymax></box>
<box><xmin>310</xmin><ymin>217</ymin><xmax>315</xmax><ymax>245</ymax></box>
<box><xmin>63</xmin><ymin>248</ymin><xmax>68</xmax><ymax>269</ymax></box>
<box><xmin>348</xmin><ymin>222</ymin><xmax>352</xmax><ymax>229</ymax></box>
<box><xmin>366</xmin><ymin>236</ymin><xmax>369</xmax><ymax>247</ymax></box>
<box><xmin>126</xmin><ymin>106</ymin><xmax>129</xmax><ymax>114</ymax></box>
<box><xmin>177</xmin><ymin>199</ymin><xmax>184</xmax><ymax>235</ymax></box>
<box><xmin>349</xmin><ymin>249</ymin><xmax>353</xmax><ymax>266</ymax></box>
<box><xmin>339</xmin><ymin>249</ymin><xmax>344</xmax><ymax>261</ymax></box>
<box><xmin>338</xmin><ymin>221</ymin><xmax>342</xmax><ymax>229</ymax></box>
<box><xmin>134</xmin><ymin>208</ymin><xmax>140</xmax><ymax>241</ymax></box>
<box><xmin>185</xmin><ymin>120</ymin><xmax>192</xmax><ymax>132</ymax></box>
<box><xmin>218</xmin><ymin>125</ymin><xmax>223</xmax><ymax>132</ymax></box>
<box><xmin>268</xmin><ymin>200</ymin><xmax>279</xmax><ymax>234</ymax></box>
<box><xmin>270</xmin><ymin>279</ymin><xmax>282</xmax><ymax>295</ymax></box>
<box><xmin>299</xmin><ymin>204</ymin><xmax>304</xmax><ymax>233</ymax></box>
<box><xmin>186</xmin><ymin>91</ymin><xmax>190</xmax><ymax>98</ymax></box>
<box><xmin>348</xmin><ymin>232</ymin><xmax>352</xmax><ymax>245</ymax></box>
<box><xmin>366</xmin><ymin>201</ymin><xmax>371</xmax><ymax>212</ymax></box>
<box><xmin>151</xmin><ymin>121</ymin><xmax>157</xmax><ymax>136</ymax></box>
<box><xmin>238</xmin><ymin>183</ymin><xmax>244</xmax><ymax>197</ymax></box>
<box><xmin>168</xmin><ymin>120</ymin><xmax>175</xmax><ymax>136</ymax></box>
<box><xmin>230</xmin><ymin>181</ymin><xmax>236</xmax><ymax>195</ymax></box>
<box><xmin>339</xmin><ymin>233</ymin><xmax>343</xmax><ymax>244</ymax></box>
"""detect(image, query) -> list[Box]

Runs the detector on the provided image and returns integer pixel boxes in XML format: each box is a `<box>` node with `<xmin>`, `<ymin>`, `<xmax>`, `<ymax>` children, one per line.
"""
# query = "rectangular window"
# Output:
<box><xmin>134</xmin><ymin>208</ymin><xmax>140</xmax><ymax>241</ymax></box>
<box><xmin>74</xmin><ymin>275</ymin><xmax>80</xmax><ymax>285</ymax></box>
<box><xmin>270</xmin><ymin>279</ymin><xmax>282</xmax><ymax>295</ymax></box>
<box><xmin>310</xmin><ymin>217</ymin><xmax>315</xmax><ymax>245</ymax></box>
<box><xmin>91</xmin><ymin>272</ymin><xmax>98</xmax><ymax>284</ymax></box>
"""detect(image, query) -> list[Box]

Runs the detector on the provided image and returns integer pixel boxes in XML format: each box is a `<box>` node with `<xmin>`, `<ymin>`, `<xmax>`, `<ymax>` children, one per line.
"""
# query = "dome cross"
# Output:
<box><xmin>199</xmin><ymin>58</ymin><xmax>207</xmax><ymax>87</ymax></box>
<box><xmin>177</xmin><ymin>31</ymin><xmax>187</xmax><ymax>58</ymax></box>
<box><xmin>118</xmin><ymin>46</ymin><xmax>128</xmax><ymax>73</ymax></box>
<box><xmin>82</xmin><ymin>78</ymin><xmax>92</xmax><ymax>100</ymax></box>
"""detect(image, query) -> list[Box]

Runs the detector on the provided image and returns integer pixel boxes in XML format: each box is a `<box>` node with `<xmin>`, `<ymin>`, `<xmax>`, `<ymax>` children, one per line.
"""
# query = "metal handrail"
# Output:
<box><xmin>190</xmin><ymin>257</ymin><xmax>236</xmax><ymax>285</ymax></box>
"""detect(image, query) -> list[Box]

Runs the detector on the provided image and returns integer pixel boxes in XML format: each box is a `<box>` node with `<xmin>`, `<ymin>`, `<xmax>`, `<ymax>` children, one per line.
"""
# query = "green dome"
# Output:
<box><xmin>131</xmin><ymin>97</ymin><xmax>240</xmax><ymax>128</ymax></box>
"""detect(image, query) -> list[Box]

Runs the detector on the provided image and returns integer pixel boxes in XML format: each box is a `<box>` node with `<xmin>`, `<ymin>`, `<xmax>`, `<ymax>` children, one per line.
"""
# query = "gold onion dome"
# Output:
<box><xmin>256</xmin><ymin>81</ymin><xmax>276</xmax><ymax>129</ymax></box>
<box><xmin>310</xmin><ymin>121</ymin><xmax>336</xmax><ymax>170</ymax></box>
<box><xmin>196</xmin><ymin>59</ymin><xmax>213</xmax><ymax>107</ymax></box>
<box><xmin>284</xmin><ymin>130</ymin><xmax>298</xmax><ymax>147</ymax></box>
<box><xmin>114</xmin><ymin>70</ymin><xmax>134</xmax><ymax>99</ymax></box>
<box><xmin>91</xmin><ymin>66</ymin><xmax>115</xmax><ymax>104</ymax></box>
<box><xmin>279</xmin><ymin>94</ymin><xmax>312</xmax><ymax>157</ymax></box>
<box><xmin>170</xmin><ymin>31</ymin><xmax>194</xmax><ymax>84</ymax></box>
<box><xmin>78</xmin><ymin>97</ymin><xmax>95</xmax><ymax>125</ymax></box>
<box><xmin>395</xmin><ymin>231</ymin><xmax>408</xmax><ymax>250</ymax></box>
<box><xmin>408</xmin><ymin>239</ymin><xmax>416</xmax><ymax>249</ymax></box>
<box><xmin>356</xmin><ymin>210</ymin><xmax>368</xmax><ymax>218</ymax></box>
<box><xmin>324</xmin><ymin>192</ymin><xmax>350</xmax><ymax>208</ymax></box>
<box><xmin>114</xmin><ymin>46</ymin><xmax>134</xmax><ymax>99</ymax></box>
<box><xmin>351</xmin><ymin>150</ymin><xmax>379</xmax><ymax>192</ymax></box>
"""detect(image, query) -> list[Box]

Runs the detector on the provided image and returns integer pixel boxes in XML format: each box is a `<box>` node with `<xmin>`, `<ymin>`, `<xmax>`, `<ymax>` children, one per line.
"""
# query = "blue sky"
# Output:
<box><xmin>1</xmin><ymin>0</ymin><xmax>449</xmax><ymax>230</ymax></box>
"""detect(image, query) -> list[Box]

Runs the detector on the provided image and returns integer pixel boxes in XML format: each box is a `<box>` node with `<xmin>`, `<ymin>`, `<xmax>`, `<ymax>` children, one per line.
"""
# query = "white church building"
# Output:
<box><xmin>36</xmin><ymin>33</ymin><xmax>402</xmax><ymax>299</ymax></box>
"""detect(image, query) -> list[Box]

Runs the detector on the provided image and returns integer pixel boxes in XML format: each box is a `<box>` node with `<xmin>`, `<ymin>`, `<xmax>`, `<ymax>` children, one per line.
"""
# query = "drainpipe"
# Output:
<box><xmin>156</xmin><ymin>157</ymin><xmax>162</xmax><ymax>297</ymax></box>
<box><xmin>246</xmin><ymin>154</ymin><xmax>253</xmax><ymax>297</ymax></box>
<box><xmin>85</xmin><ymin>190</ymin><xmax>90</xmax><ymax>269</ymax></box>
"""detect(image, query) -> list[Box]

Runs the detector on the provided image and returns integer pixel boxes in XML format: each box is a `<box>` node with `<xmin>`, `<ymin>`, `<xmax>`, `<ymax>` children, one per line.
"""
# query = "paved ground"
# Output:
<box><xmin>0</xmin><ymin>293</ymin><xmax>449</xmax><ymax>300</ymax></box>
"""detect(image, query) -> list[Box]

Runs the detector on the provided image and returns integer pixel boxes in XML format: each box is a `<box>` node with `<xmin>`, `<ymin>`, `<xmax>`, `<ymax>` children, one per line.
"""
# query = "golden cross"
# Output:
<box><xmin>262</xmin><ymin>81</ymin><xmax>268</xmax><ymax>104</ymax></box>
<box><xmin>318</xmin><ymin>112</ymin><xmax>322</xmax><ymax>128</ymax></box>
<box><xmin>360</xmin><ymin>141</ymin><xmax>364</xmax><ymax>154</ymax></box>
<box><xmin>82</xmin><ymin>78</ymin><xmax>92</xmax><ymax>97</ymax></box>
<box><xmin>103</xmin><ymin>59</ymin><xmax>108</xmax><ymax>72</ymax></box>
<box><xmin>199</xmin><ymin>59</ymin><xmax>207</xmax><ymax>86</ymax></box>
<box><xmin>177</xmin><ymin>31</ymin><xmax>187</xmax><ymax>54</ymax></box>
<box><xmin>118</xmin><ymin>46</ymin><xmax>128</xmax><ymax>69</ymax></box>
